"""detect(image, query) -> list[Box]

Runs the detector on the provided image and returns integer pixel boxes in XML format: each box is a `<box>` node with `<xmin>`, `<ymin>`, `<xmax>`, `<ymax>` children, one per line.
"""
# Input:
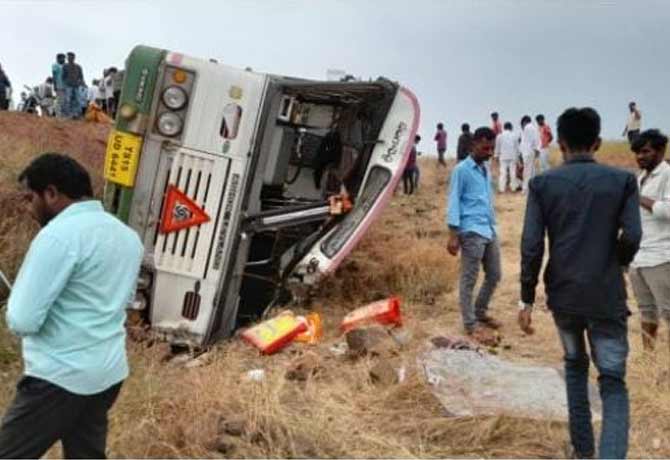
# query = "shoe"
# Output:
<box><xmin>565</xmin><ymin>443</ymin><xmax>594</xmax><ymax>459</ymax></box>
<box><xmin>477</xmin><ymin>315</ymin><xmax>502</xmax><ymax>330</ymax></box>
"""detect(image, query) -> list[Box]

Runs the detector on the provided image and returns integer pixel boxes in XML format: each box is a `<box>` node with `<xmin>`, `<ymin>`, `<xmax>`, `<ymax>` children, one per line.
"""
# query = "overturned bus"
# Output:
<box><xmin>103</xmin><ymin>45</ymin><xmax>419</xmax><ymax>347</ymax></box>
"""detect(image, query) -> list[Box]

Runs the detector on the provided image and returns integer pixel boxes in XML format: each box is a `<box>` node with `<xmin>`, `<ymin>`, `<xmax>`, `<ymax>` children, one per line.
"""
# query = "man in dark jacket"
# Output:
<box><xmin>0</xmin><ymin>64</ymin><xmax>11</xmax><ymax>110</ymax></box>
<box><xmin>456</xmin><ymin>123</ymin><xmax>472</xmax><ymax>162</ymax></box>
<box><xmin>519</xmin><ymin>107</ymin><xmax>641</xmax><ymax>459</ymax></box>
<box><xmin>61</xmin><ymin>52</ymin><xmax>84</xmax><ymax>119</ymax></box>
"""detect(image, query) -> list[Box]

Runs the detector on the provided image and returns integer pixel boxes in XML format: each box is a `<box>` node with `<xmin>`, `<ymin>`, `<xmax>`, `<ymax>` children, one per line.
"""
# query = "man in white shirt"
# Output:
<box><xmin>628</xmin><ymin>129</ymin><xmax>670</xmax><ymax>352</ymax></box>
<box><xmin>87</xmin><ymin>79</ymin><xmax>100</xmax><ymax>106</ymax></box>
<box><xmin>622</xmin><ymin>101</ymin><xmax>642</xmax><ymax>145</ymax></box>
<box><xmin>519</xmin><ymin>115</ymin><xmax>540</xmax><ymax>194</ymax></box>
<box><xmin>98</xmin><ymin>72</ymin><xmax>107</xmax><ymax>112</ymax></box>
<box><xmin>494</xmin><ymin>121</ymin><xmax>520</xmax><ymax>193</ymax></box>
<box><xmin>105</xmin><ymin>68</ymin><xmax>117</xmax><ymax>117</ymax></box>
<box><xmin>36</xmin><ymin>77</ymin><xmax>55</xmax><ymax>117</ymax></box>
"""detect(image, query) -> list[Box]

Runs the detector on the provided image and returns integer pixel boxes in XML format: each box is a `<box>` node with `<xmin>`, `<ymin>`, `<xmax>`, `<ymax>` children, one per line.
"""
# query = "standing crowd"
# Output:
<box><xmin>435</xmin><ymin>102</ymin><xmax>643</xmax><ymax>195</ymax></box>
<box><xmin>444</xmin><ymin>102</ymin><xmax>667</xmax><ymax>459</ymax></box>
<box><xmin>437</xmin><ymin>111</ymin><xmax>554</xmax><ymax>194</ymax></box>
<box><xmin>0</xmin><ymin>54</ymin><xmax>123</xmax><ymax>119</ymax></box>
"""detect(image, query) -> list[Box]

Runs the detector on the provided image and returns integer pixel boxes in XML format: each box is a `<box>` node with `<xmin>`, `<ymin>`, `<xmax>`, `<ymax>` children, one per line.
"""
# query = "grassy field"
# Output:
<box><xmin>1</xmin><ymin>113</ymin><xmax>668</xmax><ymax>458</ymax></box>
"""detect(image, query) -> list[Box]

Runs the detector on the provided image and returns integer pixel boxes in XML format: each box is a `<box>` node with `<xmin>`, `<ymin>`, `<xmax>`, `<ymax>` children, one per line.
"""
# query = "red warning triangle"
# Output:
<box><xmin>160</xmin><ymin>185</ymin><xmax>211</xmax><ymax>234</ymax></box>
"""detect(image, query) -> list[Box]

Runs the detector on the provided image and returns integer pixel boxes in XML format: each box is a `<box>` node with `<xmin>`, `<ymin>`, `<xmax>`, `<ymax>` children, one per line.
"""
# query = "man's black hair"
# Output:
<box><xmin>473</xmin><ymin>127</ymin><xmax>496</xmax><ymax>142</ymax></box>
<box><xmin>504</xmin><ymin>122</ymin><xmax>513</xmax><ymax>130</ymax></box>
<box><xmin>67</xmin><ymin>51</ymin><xmax>75</xmax><ymax>57</ymax></box>
<box><xmin>56</xmin><ymin>53</ymin><xmax>66</xmax><ymax>59</ymax></box>
<box><xmin>556</xmin><ymin>107</ymin><xmax>601</xmax><ymax>152</ymax></box>
<box><xmin>461</xmin><ymin>123</ymin><xmax>470</xmax><ymax>132</ymax></box>
<box><xmin>437</xmin><ymin>122</ymin><xmax>444</xmax><ymax>129</ymax></box>
<box><xmin>491</xmin><ymin>112</ymin><xmax>499</xmax><ymax>119</ymax></box>
<box><xmin>415</xmin><ymin>134</ymin><xmax>421</xmax><ymax>142</ymax></box>
<box><xmin>536</xmin><ymin>114</ymin><xmax>545</xmax><ymax>123</ymax></box>
<box><xmin>521</xmin><ymin>115</ymin><xmax>531</xmax><ymax>125</ymax></box>
<box><xmin>19</xmin><ymin>153</ymin><xmax>93</xmax><ymax>199</ymax></box>
<box><xmin>631</xmin><ymin>129</ymin><xmax>668</xmax><ymax>153</ymax></box>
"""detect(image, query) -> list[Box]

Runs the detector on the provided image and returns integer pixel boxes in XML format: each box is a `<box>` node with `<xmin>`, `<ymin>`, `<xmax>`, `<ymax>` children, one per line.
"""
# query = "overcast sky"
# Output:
<box><xmin>2</xmin><ymin>0</ymin><xmax>669</xmax><ymax>146</ymax></box>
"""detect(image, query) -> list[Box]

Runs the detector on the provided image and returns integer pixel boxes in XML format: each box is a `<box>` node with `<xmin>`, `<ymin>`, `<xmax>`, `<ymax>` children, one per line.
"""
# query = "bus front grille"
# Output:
<box><xmin>154</xmin><ymin>149</ymin><xmax>220</xmax><ymax>278</ymax></box>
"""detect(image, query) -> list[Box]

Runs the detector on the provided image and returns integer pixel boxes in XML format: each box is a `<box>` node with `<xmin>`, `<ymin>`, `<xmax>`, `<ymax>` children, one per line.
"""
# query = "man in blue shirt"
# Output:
<box><xmin>0</xmin><ymin>154</ymin><xmax>143</xmax><ymax>459</ymax></box>
<box><xmin>519</xmin><ymin>108</ymin><xmax>641</xmax><ymax>459</ymax></box>
<box><xmin>447</xmin><ymin>127</ymin><xmax>502</xmax><ymax>338</ymax></box>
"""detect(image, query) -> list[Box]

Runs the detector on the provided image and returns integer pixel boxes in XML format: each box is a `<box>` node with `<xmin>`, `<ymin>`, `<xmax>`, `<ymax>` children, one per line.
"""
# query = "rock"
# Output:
<box><xmin>223</xmin><ymin>419</ymin><xmax>247</xmax><ymax>437</ymax></box>
<box><xmin>470</xmin><ymin>328</ymin><xmax>501</xmax><ymax>347</ymax></box>
<box><xmin>207</xmin><ymin>435</ymin><xmax>236</xmax><ymax>455</ymax></box>
<box><xmin>245</xmin><ymin>369</ymin><xmax>265</xmax><ymax>382</ymax></box>
<box><xmin>185</xmin><ymin>352</ymin><xmax>212</xmax><ymax>368</ymax></box>
<box><xmin>389</xmin><ymin>328</ymin><xmax>412</xmax><ymax>347</ymax></box>
<box><xmin>329</xmin><ymin>342</ymin><xmax>348</xmax><ymax>356</ymax></box>
<box><xmin>653</xmin><ymin>438</ymin><xmax>662</xmax><ymax>450</ymax></box>
<box><xmin>220</xmin><ymin>418</ymin><xmax>246</xmax><ymax>437</ymax></box>
<box><xmin>346</xmin><ymin>326</ymin><xmax>395</xmax><ymax>358</ymax></box>
<box><xmin>169</xmin><ymin>353</ymin><xmax>193</xmax><ymax>366</ymax></box>
<box><xmin>430</xmin><ymin>335</ymin><xmax>478</xmax><ymax>351</ymax></box>
<box><xmin>286</xmin><ymin>351</ymin><xmax>320</xmax><ymax>381</ymax></box>
<box><xmin>370</xmin><ymin>360</ymin><xmax>398</xmax><ymax>386</ymax></box>
<box><xmin>430</xmin><ymin>336</ymin><xmax>453</xmax><ymax>348</ymax></box>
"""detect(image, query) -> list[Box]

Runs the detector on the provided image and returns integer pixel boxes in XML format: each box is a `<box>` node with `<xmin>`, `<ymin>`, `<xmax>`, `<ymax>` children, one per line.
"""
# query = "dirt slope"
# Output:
<box><xmin>0</xmin><ymin>112</ymin><xmax>110</xmax><ymax>279</ymax></box>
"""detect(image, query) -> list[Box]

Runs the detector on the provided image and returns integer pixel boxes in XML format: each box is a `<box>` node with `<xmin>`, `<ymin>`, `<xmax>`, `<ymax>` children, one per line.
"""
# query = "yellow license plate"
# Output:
<box><xmin>104</xmin><ymin>130</ymin><xmax>143</xmax><ymax>187</ymax></box>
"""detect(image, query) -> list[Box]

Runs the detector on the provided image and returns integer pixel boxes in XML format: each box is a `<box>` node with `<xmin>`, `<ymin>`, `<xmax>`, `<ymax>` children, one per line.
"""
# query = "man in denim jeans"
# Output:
<box><xmin>447</xmin><ymin>127</ymin><xmax>502</xmax><ymax>340</ymax></box>
<box><xmin>520</xmin><ymin>107</ymin><xmax>641</xmax><ymax>459</ymax></box>
<box><xmin>61</xmin><ymin>52</ymin><xmax>84</xmax><ymax>119</ymax></box>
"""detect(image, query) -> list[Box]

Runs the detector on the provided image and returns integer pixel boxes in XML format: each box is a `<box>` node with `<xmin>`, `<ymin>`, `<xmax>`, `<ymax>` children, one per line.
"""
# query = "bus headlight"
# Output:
<box><xmin>162</xmin><ymin>86</ymin><xmax>188</xmax><ymax>110</ymax></box>
<box><xmin>156</xmin><ymin>112</ymin><xmax>183</xmax><ymax>137</ymax></box>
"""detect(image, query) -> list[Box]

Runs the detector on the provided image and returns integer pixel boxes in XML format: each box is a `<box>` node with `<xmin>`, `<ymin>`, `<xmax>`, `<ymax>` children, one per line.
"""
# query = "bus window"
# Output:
<box><xmin>220</xmin><ymin>103</ymin><xmax>242</xmax><ymax>139</ymax></box>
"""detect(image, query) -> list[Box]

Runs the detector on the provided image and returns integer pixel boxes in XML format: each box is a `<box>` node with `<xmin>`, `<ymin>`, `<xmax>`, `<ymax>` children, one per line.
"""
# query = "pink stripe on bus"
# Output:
<box><xmin>325</xmin><ymin>86</ymin><xmax>421</xmax><ymax>273</ymax></box>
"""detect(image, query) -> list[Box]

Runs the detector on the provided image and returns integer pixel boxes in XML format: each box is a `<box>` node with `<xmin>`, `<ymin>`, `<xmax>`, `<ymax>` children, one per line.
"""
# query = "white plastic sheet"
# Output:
<box><xmin>420</xmin><ymin>347</ymin><xmax>602</xmax><ymax>422</ymax></box>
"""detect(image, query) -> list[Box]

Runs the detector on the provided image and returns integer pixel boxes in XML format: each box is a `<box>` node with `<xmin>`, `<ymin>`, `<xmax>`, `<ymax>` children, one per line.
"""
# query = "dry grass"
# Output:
<box><xmin>1</xmin><ymin>113</ymin><xmax>668</xmax><ymax>458</ymax></box>
<box><xmin>549</xmin><ymin>141</ymin><xmax>638</xmax><ymax>170</ymax></box>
